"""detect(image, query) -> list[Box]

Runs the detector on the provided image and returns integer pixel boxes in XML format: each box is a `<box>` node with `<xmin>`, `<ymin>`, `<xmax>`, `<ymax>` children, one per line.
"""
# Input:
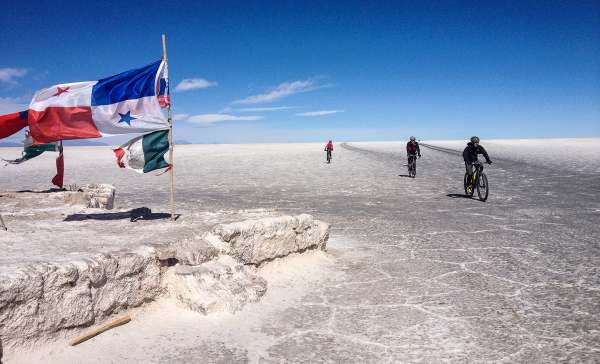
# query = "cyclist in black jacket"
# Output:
<box><xmin>463</xmin><ymin>136</ymin><xmax>492</xmax><ymax>177</ymax></box>
<box><xmin>406</xmin><ymin>136</ymin><xmax>421</xmax><ymax>164</ymax></box>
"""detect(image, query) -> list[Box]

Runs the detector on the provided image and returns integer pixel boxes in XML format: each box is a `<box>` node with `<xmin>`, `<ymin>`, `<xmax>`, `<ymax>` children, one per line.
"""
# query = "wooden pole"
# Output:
<box><xmin>69</xmin><ymin>315</ymin><xmax>131</xmax><ymax>346</ymax></box>
<box><xmin>162</xmin><ymin>34</ymin><xmax>175</xmax><ymax>221</ymax></box>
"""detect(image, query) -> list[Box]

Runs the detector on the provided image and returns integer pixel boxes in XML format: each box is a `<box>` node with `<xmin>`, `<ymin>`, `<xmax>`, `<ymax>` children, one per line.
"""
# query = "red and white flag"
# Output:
<box><xmin>27</xmin><ymin>61</ymin><xmax>169</xmax><ymax>144</ymax></box>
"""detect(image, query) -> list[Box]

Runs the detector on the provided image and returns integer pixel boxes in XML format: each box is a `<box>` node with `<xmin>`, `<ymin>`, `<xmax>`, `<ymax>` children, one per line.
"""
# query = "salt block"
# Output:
<box><xmin>64</xmin><ymin>184</ymin><xmax>116</xmax><ymax>210</ymax></box>
<box><xmin>165</xmin><ymin>255</ymin><xmax>267</xmax><ymax>314</ymax></box>
<box><xmin>209</xmin><ymin>214</ymin><xmax>330</xmax><ymax>265</ymax></box>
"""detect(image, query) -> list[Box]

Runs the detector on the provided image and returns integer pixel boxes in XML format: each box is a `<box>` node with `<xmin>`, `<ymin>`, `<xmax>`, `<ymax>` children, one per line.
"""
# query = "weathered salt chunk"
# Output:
<box><xmin>64</xmin><ymin>184</ymin><xmax>116</xmax><ymax>209</ymax></box>
<box><xmin>210</xmin><ymin>214</ymin><xmax>329</xmax><ymax>265</ymax></box>
<box><xmin>172</xmin><ymin>237</ymin><xmax>220</xmax><ymax>266</ymax></box>
<box><xmin>0</xmin><ymin>212</ymin><xmax>331</xmax><ymax>348</ymax></box>
<box><xmin>0</xmin><ymin>251</ymin><xmax>163</xmax><ymax>346</ymax></box>
<box><xmin>165</xmin><ymin>255</ymin><xmax>267</xmax><ymax>314</ymax></box>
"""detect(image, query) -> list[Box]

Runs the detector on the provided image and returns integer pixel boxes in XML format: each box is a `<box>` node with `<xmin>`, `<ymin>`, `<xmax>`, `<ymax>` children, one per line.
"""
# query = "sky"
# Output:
<box><xmin>1</xmin><ymin>0</ymin><xmax>599</xmax><ymax>144</ymax></box>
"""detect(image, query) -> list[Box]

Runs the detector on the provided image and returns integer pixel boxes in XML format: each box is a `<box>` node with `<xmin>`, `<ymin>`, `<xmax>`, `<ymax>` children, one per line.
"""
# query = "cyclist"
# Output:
<box><xmin>463</xmin><ymin>136</ymin><xmax>492</xmax><ymax>179</ymax></box>
<box><xmin>406</xmin><ymin>136</ymin><xmax>421</xmax><ymax>169</ymax></box>
<box><xmin>324</xmin><ymin>140</ymin><xmax>333</xmax><ymax>163</ymax></box>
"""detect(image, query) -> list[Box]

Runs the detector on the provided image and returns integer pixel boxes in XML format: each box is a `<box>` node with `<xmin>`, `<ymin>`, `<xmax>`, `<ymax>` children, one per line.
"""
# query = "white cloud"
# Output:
<box><xmin>173</xmin><ymin>113</ymin><xmax>190</xmax><ymax>121</ymax></box>
<box><xmin>174</xmin><ymin>78</ymin><xmax>217</xmax><ymax>92</ymax></box>
<box><xmin>237</xmin><ymin>106</ymin><xmax>295</xmax><ymax>112</ymax></box>
<box><xmin>0</xmin><ymin>97</ymin><xmax>28</xmax><ymax>114</ymax></box>
<box><xmin>234</xmin><ymin>79</ymin><xmax>327</xmax><ymax>104</ymax></box>
<box><xmin>0</xmin><ymin>68</ymin><xmax>28</xmax><ymax>85</ymax></box>
<box><xmin>186</xmin><ymin>114</ymin><xmax>263</xmax><ymax>124</ymax></box>
<box><xmin>296</xmin><ymin>110</ymin><xmax>345</xmax><ymax>117</ymax></box>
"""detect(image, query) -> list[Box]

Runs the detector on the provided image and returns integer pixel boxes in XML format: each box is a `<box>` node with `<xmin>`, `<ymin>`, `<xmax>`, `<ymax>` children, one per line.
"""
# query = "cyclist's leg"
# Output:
<box><xmin>465</xmin><ymin>162</ymin><xmax>474</xmax><ymax>178</ymax></box>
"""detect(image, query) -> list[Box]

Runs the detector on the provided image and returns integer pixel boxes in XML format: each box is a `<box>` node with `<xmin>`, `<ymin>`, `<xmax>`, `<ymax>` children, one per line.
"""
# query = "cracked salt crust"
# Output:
<box><xmin>2</xmin><ymin>139</ymin><xmax>600</xmax><ymax>362</ymax></box>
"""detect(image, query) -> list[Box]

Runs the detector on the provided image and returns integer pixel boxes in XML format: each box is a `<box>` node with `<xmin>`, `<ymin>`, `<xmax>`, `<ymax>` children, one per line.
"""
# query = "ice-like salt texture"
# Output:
<box><xmin>210</xmin><ymin>213</ymin><xmax>329</xmax><ymax>265</ymax></box>
<box><xmin>0</xmin><ymin>209</ymin><xmax>329</xmax><ymax>348</ymax></box>
<box><xmin>64</xmin><ymin>184</ymin><xmax>116</xmax><ymax>209</ymax></box>
<box><xmin>0</xmin><ymin>249</ymin><xmax>162</xmax><ymax>346</ymax></box>
<box><xmin>165</xmin><ymin>214</ymin><xmax>329</xmax><ymax>314</ymax></box>
<box><xmin>165</xmin><ymin>255</ymin><xmax>268</xmax><ymax>314</ymax></box>
<box><xmin>2</xmin><ymin>140</ymin><xmax>599</xmax><ymax>363</ymax></box>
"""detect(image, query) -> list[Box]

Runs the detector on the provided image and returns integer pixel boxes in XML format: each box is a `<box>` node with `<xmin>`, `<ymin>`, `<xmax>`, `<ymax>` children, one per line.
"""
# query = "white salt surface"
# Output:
<box><xmin>12</xmin><ymin>249</ymin><xmax>337</xmax><ymax>363</ymax></box>
<box><xmin>2</xmin><ymin>139</ymin><xmax>600</xmax><ymax>363</ymax></box>
<box><xmin>425</xmin><ymin>138</ymin><xmax>600</xmax><ymax>173</ymax></box>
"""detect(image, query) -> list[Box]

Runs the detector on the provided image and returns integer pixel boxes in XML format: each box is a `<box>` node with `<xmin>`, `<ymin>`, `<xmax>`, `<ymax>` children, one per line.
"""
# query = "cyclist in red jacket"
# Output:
<box><xmin>325</xmin><ymin>140</ymin><xmax>333</xmax><ymax>163</ymax></box>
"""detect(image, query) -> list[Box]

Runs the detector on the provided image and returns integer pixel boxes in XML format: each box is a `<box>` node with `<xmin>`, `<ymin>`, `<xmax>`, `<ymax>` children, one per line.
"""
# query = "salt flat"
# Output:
<box><xmin>2</xmin><ymin>139</ymin><xmax>600</xmax><ymax>363</ymax></box>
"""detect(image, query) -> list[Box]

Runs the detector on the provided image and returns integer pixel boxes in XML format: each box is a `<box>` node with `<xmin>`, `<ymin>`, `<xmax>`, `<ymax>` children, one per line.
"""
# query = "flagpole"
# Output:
<box><xmin>162</xmin><ymin>34</ymin><xmax>175</xmax><ymax>220</ymax></box>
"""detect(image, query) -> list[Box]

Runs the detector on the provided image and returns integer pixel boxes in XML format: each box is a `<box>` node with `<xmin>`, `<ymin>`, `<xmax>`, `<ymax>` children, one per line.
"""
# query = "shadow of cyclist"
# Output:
<box><xmin>446</xmin><ymin>193</ymin><xmax>472</xmax><ymax>199</ymax></box>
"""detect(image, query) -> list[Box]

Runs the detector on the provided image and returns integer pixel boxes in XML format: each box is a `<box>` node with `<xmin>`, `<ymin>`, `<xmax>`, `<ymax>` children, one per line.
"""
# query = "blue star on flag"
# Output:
<box><xmin>118</xmin><ymin>111</ymin><xmax>137</xmax><ymax>126</ymax></box>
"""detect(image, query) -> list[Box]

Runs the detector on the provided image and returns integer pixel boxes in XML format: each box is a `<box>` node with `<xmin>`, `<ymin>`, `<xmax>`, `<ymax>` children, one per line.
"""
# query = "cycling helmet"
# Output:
<box><xmin>409</xmin><ymin>136</ymin><xmax>416</xmax><ymax>141</ymax></box>
<box><xmin>470</xmin><ymin>136</ymin><xmax>480</xmax><ymax>143</ymax></box>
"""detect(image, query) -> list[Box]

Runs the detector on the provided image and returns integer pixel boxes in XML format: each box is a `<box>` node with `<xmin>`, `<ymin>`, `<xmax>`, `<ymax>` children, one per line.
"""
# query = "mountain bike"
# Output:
<box><xmin>464</xmin><ymin>160</ymin><xmax>489</xmax><ymax>201</ymax></box>
<box><xmin>407</xmin><ymin>154</ymin><xmax>417</xmax><ymax>178</ymax></box>
<box><xmin>326</xmin><ymin>149</ymin><xmax>332</xmax><ymax>163</ymax></box>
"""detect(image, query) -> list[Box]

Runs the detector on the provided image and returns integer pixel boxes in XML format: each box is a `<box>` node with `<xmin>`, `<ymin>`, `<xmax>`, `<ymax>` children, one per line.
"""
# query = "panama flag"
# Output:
<box><xmin>114</xmin><ymin>130</ymin><xmax>170</xmax><ymax>173</ymax></box>
<box><xmin>28</xmin><ymin>60</ymin><xmax>169</xmax><ymax>144</ymax></box>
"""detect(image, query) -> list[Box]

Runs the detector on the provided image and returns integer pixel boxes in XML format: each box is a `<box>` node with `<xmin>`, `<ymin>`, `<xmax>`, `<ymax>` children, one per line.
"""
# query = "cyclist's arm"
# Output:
<box><xmin>479</xmin><ymin>146</ymin><xmax>492</xmax><ymax>163</ymax></box>
<box><xmin>416</xmin><ymin>143</ymin><xmax>421</xmax><ymax>157</ymax></box>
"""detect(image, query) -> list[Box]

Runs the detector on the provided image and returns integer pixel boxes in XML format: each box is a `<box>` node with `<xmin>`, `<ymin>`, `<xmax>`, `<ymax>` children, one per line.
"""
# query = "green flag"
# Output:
<box><xmin>3</xmin><ymin>133</ymin><xmax>60</xmax><ymax>165</ymax></box>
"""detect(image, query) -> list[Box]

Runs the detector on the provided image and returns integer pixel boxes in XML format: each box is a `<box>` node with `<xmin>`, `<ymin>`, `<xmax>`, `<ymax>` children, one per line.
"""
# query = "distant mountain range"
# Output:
<box><xmin>0</xmin><ymin>140</ymin><xmax>108</xmax><ymax>147</ymax></box>
<box><xmin>62</xmin><ymin>140</ymin><xmax>108</xmax><ymax>146</ymax></box>
<box><xmin>0</xmin><ymin>142</ymin><xmax>21</xmax><ymax>147</ymax></box>
<box><xmin>1</xmin><ymin>139</ymin><xmax>194</xmax><ymax>147</ymax></box>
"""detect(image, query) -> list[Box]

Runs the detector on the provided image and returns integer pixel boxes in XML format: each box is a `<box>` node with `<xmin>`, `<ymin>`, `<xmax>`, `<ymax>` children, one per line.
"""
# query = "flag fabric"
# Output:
<box><xmin>28</xmin><ymin>61</ymin><xmax>169</xmax><ymax>144</ymax></box>
<box><xmin>0</xmin><ymin>111</ymin><xmax>28</xmax><ymax>139</ymax></box>
<box><xmin>157</xmin><ymin>63</ymin><xmax>170</xmax><ymax>108</ymax></box>
<box><xmin>51</xmin><ymin>142</ymin><xmax>64</xmax><ymax>188</ymax></box>
<box><xmin>3</xmin><ymin>132</ymin><xmax>59</xmax><ymax>164</ymax></box>
<box><xmin>114</xmin><ymin>130</ymin><xmax>170</xmax><ymax>173</ymax></box>
<box><xmin>3</xmin><ymin>132</ymin><xmax>64</xmax><ymax>188</ymax></box>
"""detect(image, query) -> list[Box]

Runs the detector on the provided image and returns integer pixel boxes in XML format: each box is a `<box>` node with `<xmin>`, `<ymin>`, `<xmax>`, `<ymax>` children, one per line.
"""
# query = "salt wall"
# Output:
<box><xmin>0</xmin><ymin>214</ymin><xmax>329</xmax><ymax>348</ymax></box>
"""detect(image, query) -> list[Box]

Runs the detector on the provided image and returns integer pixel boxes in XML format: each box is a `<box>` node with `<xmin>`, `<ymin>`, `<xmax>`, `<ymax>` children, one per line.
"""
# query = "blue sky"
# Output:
<box><xmin>1</xmin><ymin>0</ymin><xmax>599</xmax><ymax>143</ymax></box>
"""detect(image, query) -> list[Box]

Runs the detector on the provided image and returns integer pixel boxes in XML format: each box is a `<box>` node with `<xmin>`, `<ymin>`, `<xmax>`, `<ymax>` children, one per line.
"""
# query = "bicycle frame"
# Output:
<box><xmin>407</xmin><ymin>154</ymin><xmax>417</xmax><ymax>177</ymax></box>
<box><xmin>465</xmin><ymin>160</ymin><xmax>489</xmax><ymax>201</ymax></box>
<box><xmin>470</xmin><ymin>161</ymin><xmax>484</xmax><ymax>184</ymax></box>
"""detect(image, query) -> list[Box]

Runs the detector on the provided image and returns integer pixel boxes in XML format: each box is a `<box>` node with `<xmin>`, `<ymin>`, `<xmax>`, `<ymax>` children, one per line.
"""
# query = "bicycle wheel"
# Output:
<box><xmin>477</xmin><ymin>172</ymin><xmax>489</xmax><ymax>201</ymax></box>
<box><xmin>411</xmin><ymin>161</ymin><xmax>416</xmax><ymax>178</ymax></box>
<box><xmin>464</xmin><ymin>173</ymin><xmax>474</xmax><ymax>197</ymax></box>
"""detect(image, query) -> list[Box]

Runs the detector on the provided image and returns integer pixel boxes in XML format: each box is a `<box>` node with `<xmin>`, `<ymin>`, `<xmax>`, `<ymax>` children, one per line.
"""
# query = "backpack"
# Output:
<box><xmin>407</xmin><ymin>143</ymin><xmax>417</xmax><ymax>154</ymax></box>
